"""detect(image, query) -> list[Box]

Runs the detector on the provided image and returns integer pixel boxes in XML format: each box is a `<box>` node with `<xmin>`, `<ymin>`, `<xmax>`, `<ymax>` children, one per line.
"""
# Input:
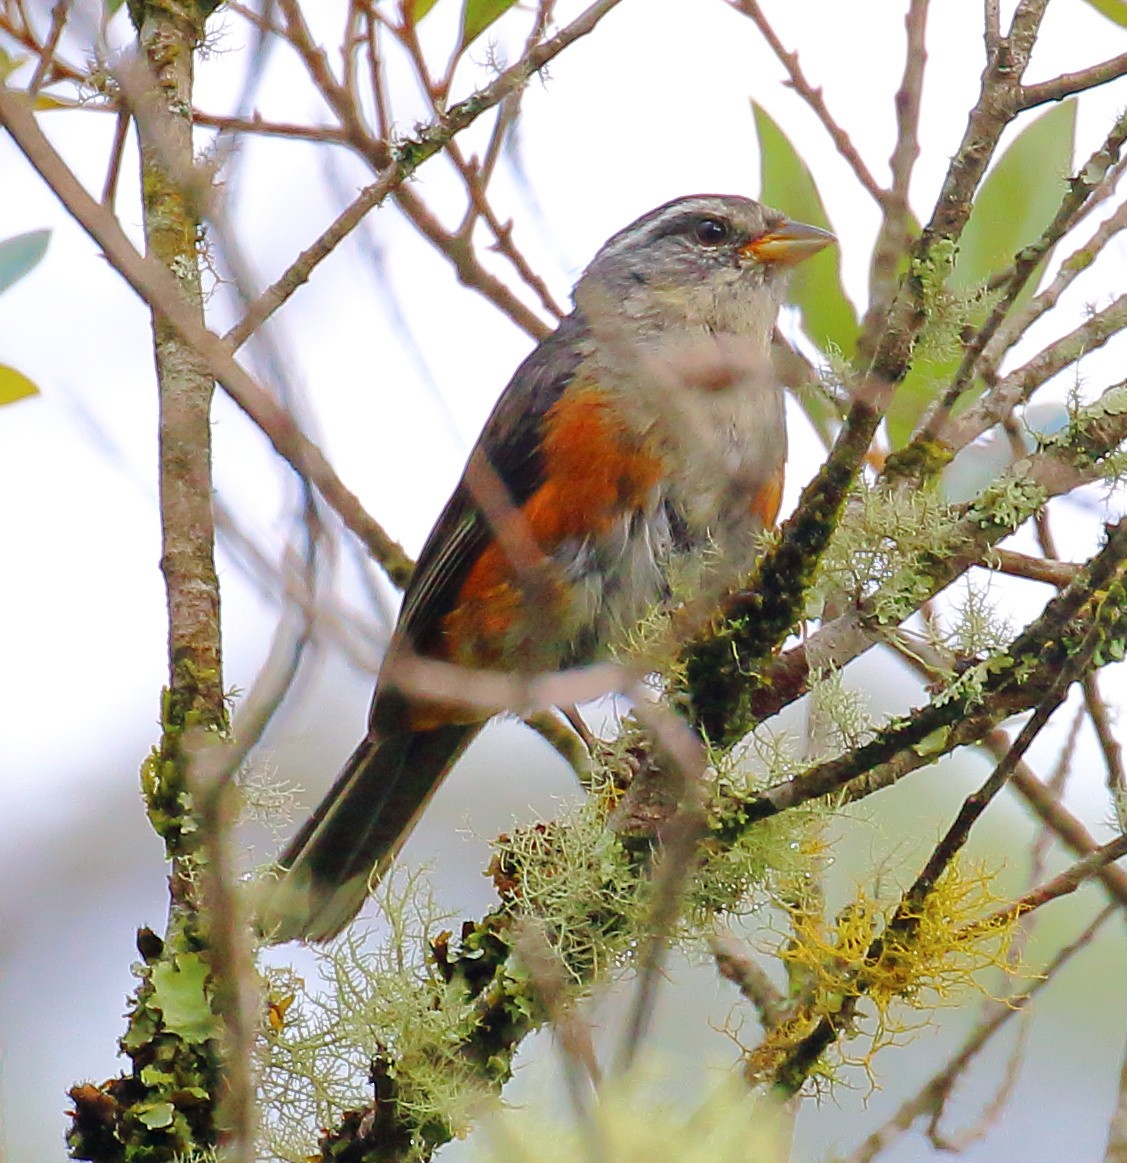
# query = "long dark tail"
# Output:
<box><xmin>258</xmin><ymin>722</ymin><xmax>479</xmax><ymax>942</ymax></box>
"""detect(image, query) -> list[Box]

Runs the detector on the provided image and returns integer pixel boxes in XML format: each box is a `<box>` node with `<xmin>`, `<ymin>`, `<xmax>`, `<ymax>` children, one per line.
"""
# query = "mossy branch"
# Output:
<box><xmin>67</xmin><ymin>3</ymin><xmax>232</xmax><ymax>1160</ymax></box>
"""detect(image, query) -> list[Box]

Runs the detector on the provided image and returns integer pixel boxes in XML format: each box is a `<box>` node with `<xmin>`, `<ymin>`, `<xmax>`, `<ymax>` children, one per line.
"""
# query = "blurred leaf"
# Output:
<box><xmin>0</xmin><ymin>365</ymin><xmax>40</xmax><ymax>407</ymax></box>
<box><xmin>461</xmin><ymin>0</ymin><xmax>517</xmax><ymax>46</ymax></box>
<box><xmin>954</xmin><ymin>100</ymin><xmax>1076</xmax><ymax>290</ymax></box>
<box><xmin>753</xmin><ymin>102</ymin><xmax>859</xmax><ymax>360</ymax></box>
<box><xmin>105</xmin><ymin>0</ymin><xmax>127</xmax><ymax>13</ymax></box>
<box><xmin>886</xmin><ymin>102</ymin><xmax>1076</xmax><ymax>446</ymax></box>
<box><xmin>1082</xmin><ymin>0</ymin><xmax>1127</xmax><ymax>26</ymax></box>
<box><xmin>406</xmin><ymin>0</ymin><xmax>441</xmax><ymax>20</ymax></box>
<box><xmin>0</xmin><ymin>229</ymin><xmax>50</xmax><ymax>295</ymax></box>
<box><xmin>0</xmin><ymin>47</ymin><xmax>25</xmax><ymax>82</ymax></box>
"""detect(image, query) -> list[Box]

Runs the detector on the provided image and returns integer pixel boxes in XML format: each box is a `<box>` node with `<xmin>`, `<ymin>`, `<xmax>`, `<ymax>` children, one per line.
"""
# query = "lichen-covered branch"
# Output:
<box><xmin>67</xmin><ymin>1</ymin><xmax>231</xmax><ymax>1158</ymax></box>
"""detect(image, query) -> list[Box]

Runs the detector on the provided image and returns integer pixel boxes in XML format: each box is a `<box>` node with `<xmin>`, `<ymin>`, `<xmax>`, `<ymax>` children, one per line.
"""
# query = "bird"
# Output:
<box><xmin>260</xmin><ymin>194</ymin><xmax>834</xmax><ymax>942</ymax></box>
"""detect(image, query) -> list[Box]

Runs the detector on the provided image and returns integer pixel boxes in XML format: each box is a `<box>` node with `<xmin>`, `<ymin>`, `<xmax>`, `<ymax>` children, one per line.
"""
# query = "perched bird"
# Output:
<box><xmin>261</xmin><ymin>194</ymin><xmax>834</xmax><ymax>941</ymax></box>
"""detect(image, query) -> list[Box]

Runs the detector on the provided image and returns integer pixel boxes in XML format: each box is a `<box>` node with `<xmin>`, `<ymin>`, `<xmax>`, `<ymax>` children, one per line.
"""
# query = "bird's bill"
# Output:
<box><xmin>741</xmin><ymin>218</ymin><xmax>836</xmax><ymax>266</ymax></box>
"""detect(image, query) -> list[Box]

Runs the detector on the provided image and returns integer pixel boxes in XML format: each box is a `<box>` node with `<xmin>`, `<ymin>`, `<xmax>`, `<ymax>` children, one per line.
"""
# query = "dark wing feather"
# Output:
<box><xmin>396</xmin><ymin>309</ymin><xmax>590</xmax><ymax>649</ymax></box>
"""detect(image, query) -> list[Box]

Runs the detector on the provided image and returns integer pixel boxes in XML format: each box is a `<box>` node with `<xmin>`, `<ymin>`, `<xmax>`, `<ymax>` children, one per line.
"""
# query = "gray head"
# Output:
<box><xmin>576</xmin><ymin>194</ymin><xmax>834</xmax><ymax>341</ymax></box>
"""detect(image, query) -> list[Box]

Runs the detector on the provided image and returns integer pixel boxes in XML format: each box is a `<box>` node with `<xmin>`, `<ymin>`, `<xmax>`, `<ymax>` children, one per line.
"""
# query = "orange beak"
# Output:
<box><xmin>741</xmin><ymin>218</ymin><xmax>836</xmax><ymax>266</ymax></box>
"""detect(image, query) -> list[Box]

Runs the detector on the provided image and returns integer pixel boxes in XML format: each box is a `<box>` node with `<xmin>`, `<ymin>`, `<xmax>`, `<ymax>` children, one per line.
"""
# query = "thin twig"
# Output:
<box><xmin>865</xmin><ymin>0</ymin><xmax>928</xmax><ymax>319</ymax></box>
<box><xmin>941</xmin><ymin>292</ymin><xmax>1127</xmax><ymax>453</ymax></box>
<box><xmin>917</xmin><ymin>109</ymin><xmax>1127</xmax><ymax>447</ymax></box>
<box><xmin>977</xmin><ymin>832</ymin><xmax>1127</xmax><ymax>928</ymax></box>
<box><xmin>730</xmin><ymin>0</ymin><xmax>885</xmax><ymax>205</ymax></box>
<box><xmin>990</xmin><ymin>547</ymin><xmax>1080</xmax><ymax>587</ymax></box>
<box><xmin>1001</xmin><ymin>747</ymin><xmax>1127</xmax><ymax>910</ymax></box>
<box><xmin>225</xmin><ymin>0</ymin><xmax>624</xmax><ymax>348</ymax></box>
<box><xmin>26</xmin><ymin>0</ymin><xmax>69</xmax><ymax>97</ymax></box>
<box><xmin>982</xmin><ymin>195</ymin><xmax>1127</xmax><ymax>378</ymax></box>
<box><xmin>193</xmin><ymin>110</ymin><xmax>351</xmax><ymax>143</ymax></box>
<box><xmin>99</xmin><ymin>108</ymin><xmax>129</xmax><ymax>206</ymax></box>
<box><xmin>1083</xmin><ymin>673</ymin><xmax>1127</xmax><ymax>821</ymax></box>
<box><xmin>394</xmin><ymin>183</ymin><xmax>552</xmax><ymax>339</ymax></box>
<box><xmin>844</xmin><ymin>905</ymin><xmax>1114</xmax><ymax>1163</ymax></box>
<box><xmin>1022</xmin><ymin>52</ymin><xmax>1127</xmax><ymax>108</ymax></box>
<box><xmin>0</xmin><ymin>82</ymin><xmax>416</xmax><ymax>586</ymax></box>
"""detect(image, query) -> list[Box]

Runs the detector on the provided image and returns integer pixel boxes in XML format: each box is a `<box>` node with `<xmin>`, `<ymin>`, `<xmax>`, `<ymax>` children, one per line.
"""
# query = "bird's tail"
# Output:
<box><xmin>257</xmin><ymin>722</ymin><xmax>479</xmax><ymax>942</ymax></box>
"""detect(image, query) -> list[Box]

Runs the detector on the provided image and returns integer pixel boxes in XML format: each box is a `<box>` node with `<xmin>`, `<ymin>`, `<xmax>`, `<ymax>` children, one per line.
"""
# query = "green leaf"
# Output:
<box><xmin>753</xmin><ymin>102</ymin><xmax>859</xmax><ymax>360</ymax></box>
<box><xmin>0</xmin><ymin>229</ymin><xmax>50</xmax><ymax>295</ymax></box>
<box><xmin>106</xmin><ymin>0</ymin><xmax>128</xmax><ymax>14</ymax></box>
<box><xmin>0</xmin><ymin>365</ymin><xmax>40</xmax><ymax>407</ymax></box>
<box><xmin>406</xmin><ymin>0</ymin><xmax>441</xmax><ymax>20</ymax></box>
<box><xmin>1082</xmin><ymin>0</ymin><xmax>1127</xmax><ymax>26</ymax></box>
<box><xmin>954</xmin><ymin>100</ymin><xmax>1076</xmax><ymax>291</ymax></box>
<box><xmin>150</xmin><ymin>953</ymin><xmax>220</xmax><ymax>1044</ymax></box>
<box><xmin>461</xmin><ymin>0</ymin><xmax>518</xmax><ymax>46</ymax></box>
<box><xmin>137</xmin><ymin>1103</ymin><xmax>176</xmax><ymax>1130</ymax></box>
<box><xmin>887</xmin><ymin>102</ymin><xmax>1076</xmax><ymax>446</ymax></box>
<box><xmin>139</xmin><ymin>1066</ymin><xmax>177</xmax><ymax>1088</ymax></box>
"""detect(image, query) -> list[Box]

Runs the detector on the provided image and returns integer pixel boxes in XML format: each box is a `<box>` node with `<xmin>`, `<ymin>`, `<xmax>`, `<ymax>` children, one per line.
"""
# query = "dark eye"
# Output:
<box><xmin>693</xmin><ymin>217</ymin><xmax>730</xmax><ymax>246</ymax></box>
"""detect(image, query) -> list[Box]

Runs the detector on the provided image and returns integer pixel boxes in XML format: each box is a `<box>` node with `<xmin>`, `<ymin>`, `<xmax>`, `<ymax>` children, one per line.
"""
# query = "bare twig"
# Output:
<box><xmin>1022</xmin><ymin>52</ymin><xmax>1127</xmax><ymax>108</ymax></box>
<box><xmin>1001</xmin><ymin>745</ymin><xmax>1127</xmax><ymax>911</ymax></box>
<box><xmin>845</xmin><ymin>906</ymin><xmax>1114</xmax><ymax>1163</ymax></box>
<box><xmin>917</xmin><ymin>109</ymin><xmax>1127</xmax><ymax>447</ymax></box>
<box><xmin>730</xmin><ymin>0</ymin><xmax>885</xmax><ymax>205</ymax></box>
<box><xmin>100</xmin><ymin>108</ymin><xmax>129</xmax><ymax>206</ymax></box>
<box><xmin>977</xmin><ymin>832</ymin><xmax>1127</xmax><ymax>928</ymax></box>
<box><xmin>941</xmin><ymin>292</ymin><xmax>1127</xmax><ymax>452</ymax></box>
<box><xmin>991</xmin><ymin>547</ymin><xmax>1081</xmax><ymax>587</ymax></box>
<box><xmin>1107</xmin><ymin>1023</ymin><xmax>1127</xmax><ymax>1163</ymax></box>
<box><xmin>711</xmin><ymin>933</ymin><xmax>787</xmax><ymax>1030</ymax></box>
<box><xmin>227</xmin><ymin>0</ymin><xmax>624</xmax><ymax>347</ymax></box>
<box><xmin>394</xmin><ymin>183</ymin><xmax>553</xmax><ymax>339</ymax></box>
<box><xmin>866</xmin><ymin>0</ymin><xmax>928</xmax><ymax>318</ymax></box>
<box><xmin>25</xmin><ymin>0</ymin><xmax>68</xmax><ymax>96</ymax></box>
<box><xmin>984</xmin><ymin>0</ymin><xmax>1002</xmax><ymax>53</ymax></box>
<box><xmin>981</xmin><ymin>196</ymin><xmax>1127</xmax><ymax>379</ymax></box>
<box><xmin>1083</xmin><ymin>673</ymin><xmax>1127</xmax><ymax>821</ymax></box>
<box><xmin>0</xmin><ymin>81</ymin><xmax>416</xmax><ymax>587</ymax></box>
<box><xmin>194</xmin><ymin>110</ymin><xmax>351</xmax><ymax>143</ymax></box>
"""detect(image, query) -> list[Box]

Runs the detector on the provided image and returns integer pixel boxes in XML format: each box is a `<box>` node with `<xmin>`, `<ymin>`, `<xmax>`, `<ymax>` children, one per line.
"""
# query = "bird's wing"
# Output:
<box><xmin>395</xmin><ymin>309</ymin><xmax>590</xmax><ymax>651</ymax></box>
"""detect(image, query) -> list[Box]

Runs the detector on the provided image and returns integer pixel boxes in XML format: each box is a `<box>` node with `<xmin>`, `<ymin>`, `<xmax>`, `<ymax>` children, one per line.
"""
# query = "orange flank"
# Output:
<box><xmin>750</xmin><ymin>471</ymin><xmax>783</xmax><ymax>530</ymax></box>
<box><xmin>441</xmin><ymin>385</ymin><xmax>663</xmax><ymax>669</ymax></box>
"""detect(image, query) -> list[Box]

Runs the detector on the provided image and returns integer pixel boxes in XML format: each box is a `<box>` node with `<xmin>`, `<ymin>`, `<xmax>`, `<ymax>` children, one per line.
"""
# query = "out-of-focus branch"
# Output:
<box><xmin>941</xmin><ymin>292</ymin><xmax>1127</xmax><ymax>453</ymax></box>
<box><xmin>981</xmin><ymin>196</ymin><xmax>1127</xmax><ymax>379</ymax></box>
<box><xmin>990</xmin><ymin>732</ymin><xmax>1127</xmax><ymax>910</ymax></box>
<box><xmin>394</xmin><ymin>183</ymin><xmax>553</xmax><ymax>339</ymax></box>
<box><xmin>967</xmin><ymin>834</ymin><xmax>1127</xmax><ymax>937</ymax></box>
<box><xmin>730</xmin><ymin>0</ymin><xmax>885</xmax><ymax>205</ymax></box>
<box><xmin>1107</xmin><ymin>1027</ymin><xmax>1127</xmax><ymax>1163</ymax></box>
<box><xmin>0</xmin><ymin>81</ymin><xmax>415</xmax><ymax>587</ymax></box>
<box><xmin>991</xmin><ymin>548</ymin><xmax>1080</xmax><ymax>587</ymax></box>
<box><xmin>914</xmin><ymin>110</ymin><xmax>1127</xmax><ymax>450</ymax></box>
<box><xmin>734</xmin><ymin>517</ymin><xmax>1127</xmax><ymax>829</ymax></box>
<box><xmin>866</xmin><ymin>0</ymin><xmax>928</xmax><ymax>319</ymax></box>
<box><xmin>844</xmin><ymin>906</ymin><xmax>1114</xmax><ymax>1163</ymax></box>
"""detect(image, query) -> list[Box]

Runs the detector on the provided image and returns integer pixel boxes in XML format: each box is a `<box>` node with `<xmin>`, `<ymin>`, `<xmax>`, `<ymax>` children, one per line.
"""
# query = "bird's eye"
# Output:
<box><xmin>693</xmin><ymin>217</ymin><xmax>730</xmax><ymax>246</ymax></box>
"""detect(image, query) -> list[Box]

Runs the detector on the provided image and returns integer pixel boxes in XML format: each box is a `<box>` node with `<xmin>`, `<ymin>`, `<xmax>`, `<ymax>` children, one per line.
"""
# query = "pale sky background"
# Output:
<box><xmin>3</xmin><ymin>1</ymin><xmax>1127</xmax><ymax>1160</ymax></box>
